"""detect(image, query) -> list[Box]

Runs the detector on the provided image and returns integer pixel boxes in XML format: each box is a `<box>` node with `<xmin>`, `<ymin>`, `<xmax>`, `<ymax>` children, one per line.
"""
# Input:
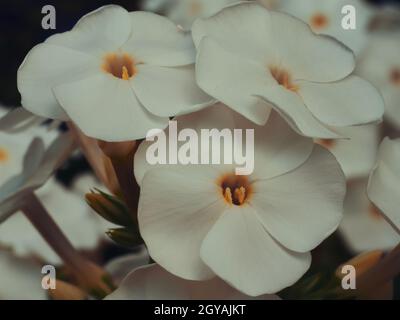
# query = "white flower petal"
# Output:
<box><xmin>270</xmin><ymin>11</ymin><xmax>355</xmax><ymax>82</ymax></box>
<box><xmin>105</xmin><ymin>248</ymin><xmax>150</xmax><ymax>286</ymax></box>
<box><xmin>167</xmin><ymin>0</ymin><xmax>241</xmax><ymax>31</ymax></box>
<box><xmin>339</xmin><ymin>179</ymin><xmax>399</xmax><ymax>253</ymax></box>
<box><xmin>27</xmin><ymin>133</ymin><xmax>75</xmax><ymax>189</ymax></box>
<box><xmin>368</xmin><ymin>138</ymin><xmax>400</xmax><ymax>234</ymax></box>
<box><xmin>233</xmin><ymin>110</ymin><xmax>314</xmax><ymax>179</ymax></box>
<box><xmin>139</xmin><ymin>166</ymin><xmax>226</xmax><ymax>280</ymax></box>
<box><xmin>255</xmin><ymin>86</ymin><xmax>340</xmax><ymax>138</ymax></box>
<box><xmin>276</xmin><ymin>0</ymin><xmax>372</xmax><ymax>55</ymax></box>
<box><xmin>106</xmin><ymin>263</ymin><xmax>281</xmax><ymax>300</ymax></box>
<box><xmin>355</xmin><ymin>33</ymin><xmax>400</xmax><ymax>128</ymax></box>
<box><xmin>133</xmin><ymin>65</ymin><xmax>213</xmax><ymax>117</ymax></box>
<box><xmin>0</xmin><ymin>108</ymin><xmax>44</xmax><ymax>133</ymax></box>
<box><xmin>192</xmin><ymin>2</ymin><xmax>274</xmax><ymax>63</ymax></box>
<box><xmin>45</xmin><ymin>5</ymin><xmax>131</xmax><ymax>56</ymax></box>
<box><xmin>201</xmin><ymin>206</ymin><xmax>311</xmax><ymax>296</ymax></box>
<box><xmin>316</xmin><ymin>124</ymin><xmax>379</xmax><ymax>179</ymax></box>
<box><xmin>122</xmin><ymin>11</ymin><xmax>196</xmax><ymax>66</ymax></box>
<box><xmin>134</xmin><ymin>103</ymin><xmax>235</xmax><ymax>185</ymax></box>
<box><xmin>251</xmin><ymin>145</ymin><xmax>346</xmax><ymax>253</ymax></box>
<box><xmin>17</xmin><ymin>44</ymin><xmax>98</xmax><ymax>120</ymax></box>
<box><xmin>298</xmin><ymin>76</ymin><xmax>384</xmax><ymax>127</ymax></box>
<box><xmin>196</xmin><ymin>37</ymin><xmax>273</xmax><ymax>125</ymax></box>
<box><xmin>53</xmin><ymin>73</ymin><xmax>168</xmax><ymax>141</ymax></box>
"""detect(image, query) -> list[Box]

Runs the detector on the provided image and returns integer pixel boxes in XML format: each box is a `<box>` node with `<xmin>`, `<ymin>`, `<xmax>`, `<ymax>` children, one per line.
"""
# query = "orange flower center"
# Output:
<box><xmin>102</xmin><ymin>53</ymin><xmax>136</xmax><ymax>80</ymax></box>
<box><xmin>188</xmin><ymin>1</ymin><xmax>202</xmax><ymax>16</ymax></box>
<box><xmin>0</xmin><ymin>147</ymin><xmax>9</xmax><ymax>163</ymax></box>
<box><xmin>390</xmin><ymin>68</ymin><xmax>400</xmax><ymax>86</ymax></box>
<box><xmin>269</xmin><ymin>66</ymin><xmax>299</xmax><ymax>92</ymax></box>
<box><xmin>316</xmin><ymin>139</ymin><xmax>336</xmax><ymax>149</ymax></box>
<box><xmin>218</xmin><ymin>173</ymin><xmax>252</xmax><ymax>206</ymax></box>
<box><xmin>310</xmin><ymin>13</ymin><xmax>329</xmax><ymax>30</ymax></box>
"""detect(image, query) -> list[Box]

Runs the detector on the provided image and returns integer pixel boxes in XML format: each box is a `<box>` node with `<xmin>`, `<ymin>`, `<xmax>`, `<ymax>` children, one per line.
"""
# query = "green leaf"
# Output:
<box><xmin>106</xmin><ymin>227</ymin><xmax>143</xmax><ymax>248</ymax></box>
<box><xmin>86</xmin><ymin>189</ymin><xmax>134</xmax><ymax>227</ymax></box>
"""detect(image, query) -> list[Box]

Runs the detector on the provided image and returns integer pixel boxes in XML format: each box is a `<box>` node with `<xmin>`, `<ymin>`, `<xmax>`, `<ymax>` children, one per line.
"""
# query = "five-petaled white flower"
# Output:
<box><xmin>356</xmin><ymin>32</ymin><xmax>400</xmax><ymax>129</ymax></box>
<box><xmin>18</xmin><ymin>5</ymin><xmax>212</xmax><ymax>142</ymax></box>
<box><xmin>192</xmin><ymin>3</ymin><xmax>384</xmax><ymax>139</ymax></box>
<box><xmin>275</xmin><ymin>0</ymin><xmax>373</xmax><ymax>55</ymax></box>
<box><xmin>134</xmin><ymin>104</ymin><xmax>346</xmax><ymax>296</ymax></box>
<box><xmin>339</xmin><ymin>178</ymin><xmax>399</xmax><ymax>253</ymax></box>
<box><xmin>368</xmin><ymin>137</ymin><xmax>400</xmax><ymax>234</ymax></box>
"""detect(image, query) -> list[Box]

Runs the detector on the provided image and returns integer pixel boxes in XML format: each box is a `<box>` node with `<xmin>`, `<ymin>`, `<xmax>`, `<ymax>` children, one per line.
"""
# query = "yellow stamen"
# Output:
<box><xmin>224</xmin><ymin>187</ymin><xmax>233</xmax><ymax>204</ymax></box>
<box><xmin>219</xmin><ymin>174</ymin><xmax>252</xmax><ymax>206</ymax></box>
<box><xmin>269</xmin><ymin>66</ymin><xmax>299</xmax><ymax>92</ymax></box>
<box><xmin>121</xmin><ymin>66</ymin><xmax>130</xmax><ymax>80</ymax></box>
<box><xmin>102</xmin><ymin>53</ymin><xmax>136</xmax><ymax>80</ymax></box>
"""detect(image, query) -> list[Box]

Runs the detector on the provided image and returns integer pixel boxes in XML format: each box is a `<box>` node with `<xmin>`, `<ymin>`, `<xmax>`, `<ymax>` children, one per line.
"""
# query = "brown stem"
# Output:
<box><xmin>67</xmin><ymin>122</ymin><xmax>119</xmax><ymax>195</ymax></box>
<box><xmin>21</xmin><ymin>193</ymin><xmax>113</xmax><ymax>297</ymax></box>
<box><xmin>98</xmin><ymin>141</ymin><xmax>140</xmax><ymax>225</ymax></box>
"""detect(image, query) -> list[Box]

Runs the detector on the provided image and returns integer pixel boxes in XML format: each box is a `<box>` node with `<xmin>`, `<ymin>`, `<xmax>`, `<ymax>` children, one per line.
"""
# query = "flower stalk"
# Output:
<box><xmin>21</xmin><ymin>193</ymin><xmax>114</xmax><ymax>298</ymax></box>
<box><xmin>98</xmin><ymin>140</ymin><xmax>140</xmax><ymax>226</ymax></box>
<box><xmin>67</xmin><ymin>122</ymin><xmax>120</xmax><ymax>195</ymax></box>
<box><xmin>355</xmin><ymin>242</ymin><xmax>400</xmax><ymax>296</ymax></box>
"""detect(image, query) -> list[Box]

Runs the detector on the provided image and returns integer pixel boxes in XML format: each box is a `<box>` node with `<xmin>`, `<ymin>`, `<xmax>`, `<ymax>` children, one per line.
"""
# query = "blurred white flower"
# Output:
<box><xmin>0</xmin><ymin>249</ymin><xmax>47</xmax><ymax>300</ymax></box>
<box><xmin>105</xmin><ymin>246</ymin><xmax>150</xmax><ymax>286</ymax></box>
<box><xmin>257</xmin><ymin>0</ymin><xmax>278</xmax><ymax>10</ymax></box>
<box><xmin>256</xmin><ymin>0</ymin><xmax>280</xmax><ymax>10</ymax></box>
<box><xmin>368</xmin><ymin>137</ymin><xmax>400</xmax><ymax>234</ymax></box>
<box><xmin>0</xmin><ymin>106</ymin><xmax>57</xmax><ymax>184</ymax></box>
<box><xmin>18</xmin><ymin>5</ymin><xmax>212</xmax><ymax>142</ymax></box>
<box><xmin>143</xmin><ymin>0</ymin><xmax>177</xmax><ymax>12</ymax></box>
<box><xmin>315</xmin><ymin>124</ymin><xmax>380</xmax><ymax>180</ymax></box>
<box><xmin>107</xmin><ymin>263</ymin><xmax>280</xmax><ymax>300</ymax></box>
<box><xmin>166</xmin><ymin>0</ymin><xmax>239</xmax><ymax>30</ymax></box>
<box><xmin>192</xmin><ymin>3</ymin><xmax>383</xmax><ymax>139</ymax></box>
<box><xmin>339</xmin><ymin>178</ymin><xmax>399</xmax><ymax>253</ymax></box>
<box><xmin>275</xmin><ymin>0</ymin><xmax>373</xmax><ymax>55</ymax></box>
<box><xmin>356</xmin><ymin>32</ymin><xmax>400</xmax><ymax>129</ymax></box>
<box><xmin>0</xmin><ymin>180</ymin><xmax>108</xmax><ymax>264</ymax></box>
<box><xmin>134</xmin><ymin>104</ymin><xmax>346</xmax><ymax>296</ymax></box>
<box><xmin>0</xmin><ymin>107</ymin><xmax>46</xmax><ymax>133</ymax></box>
<box><xmin>0</xmin><ymin>133</ymin><xmax>75</xmax><ymax>223</ymax></box>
